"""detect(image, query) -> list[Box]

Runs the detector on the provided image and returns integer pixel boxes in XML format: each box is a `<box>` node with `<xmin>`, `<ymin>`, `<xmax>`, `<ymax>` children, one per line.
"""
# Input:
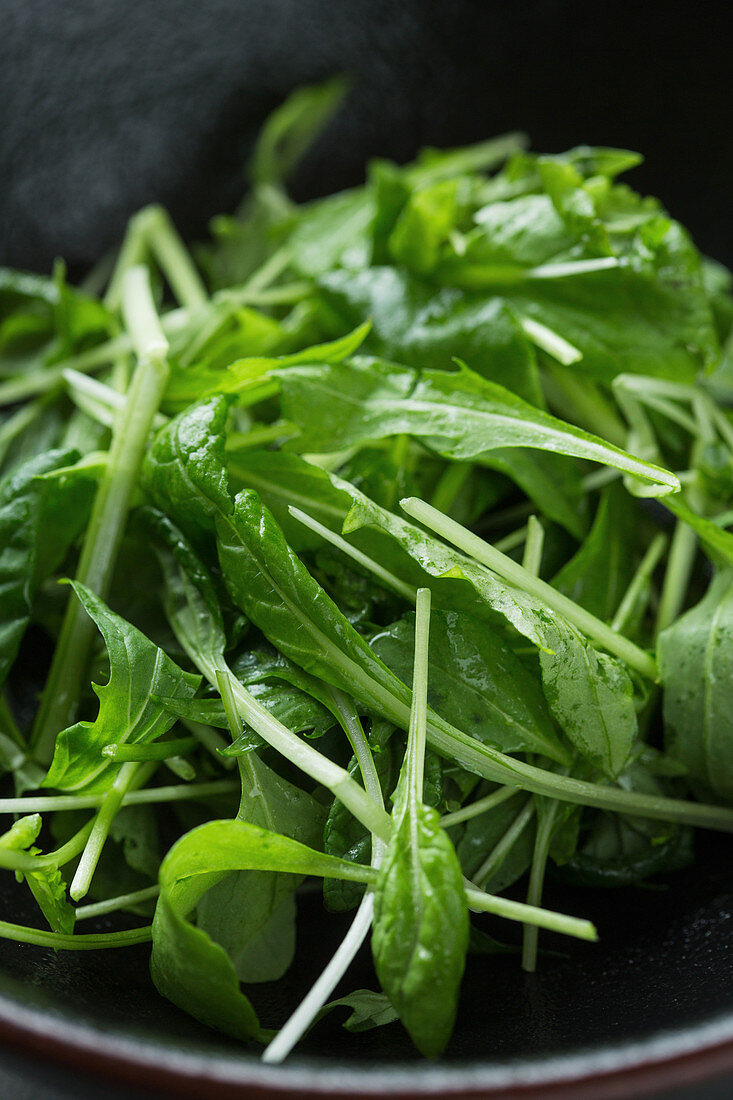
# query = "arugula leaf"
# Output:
<box><xmin>164</xmin><ymin>322</ymin><xmax>370</xmax><ymax>410</ymax></box>
<box><xmin>249</xmin><ymin>76</ymin><xmax>349</xmax><ymax>190</ymax></box>
<box><xmin>663</xmin><ymin>496</ymin><xmax>733</xmax><ymax>569</ymax></box>
<box><xmin>319</xmin><ymin>989</ymin><xmax>400</xmax><ymax>1033</ymax></box>
<box><xmin>23</xmin><ymin>856</ymin><xmax>76</xmax><ymax>935</ymax></box>
<box><xmin>277</xmin><ymin>356</ymin><xmax>680</xmax><ymax>498</ymax></box>
<box><xmin>43</xmin><ymin>583</ymin><xmax>200</xmax><ymax>793</ymax></box>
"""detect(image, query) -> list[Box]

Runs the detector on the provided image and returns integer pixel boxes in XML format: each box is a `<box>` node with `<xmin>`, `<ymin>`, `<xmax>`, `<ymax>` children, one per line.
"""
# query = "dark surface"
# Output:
<box><xmin>4</xmin><ymin>835</ymin><xmax>733</xmax><ymax>1095</ymax></box>
<box><xmin>1</xmin><ymin>0</ymin><xmax>733</xmax><ymax>273</ymax></box>
<box><xmin>3</xmin><ymin>1</ymin><xmax>733</xmax><ymax>1096</ymax></box>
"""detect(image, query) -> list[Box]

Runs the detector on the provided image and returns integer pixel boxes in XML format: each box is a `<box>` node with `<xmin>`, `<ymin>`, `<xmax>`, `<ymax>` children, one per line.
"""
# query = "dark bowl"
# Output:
<box><xmin>2</xmin><ymin>3</ymin><xmax>733</xmax><ymax>1097</ymax></box>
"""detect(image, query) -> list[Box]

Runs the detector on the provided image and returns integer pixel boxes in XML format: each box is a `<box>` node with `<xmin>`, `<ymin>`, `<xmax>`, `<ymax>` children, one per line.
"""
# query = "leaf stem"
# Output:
<box><xmin>263</xmin><ymin>690</ymin><xmax>387</xmax><ymax>1066</ymax></box>
<box><xmin>288</xmin><ymin>506</ymin><xmax>416</xmax><ymax>603</ymax></box>
<box><xmin>429</xmin><ymin>462</ymin><xmax>474</xmax><ymax>515</ymax></box>
<box><xmin>0</xmin><ymin>920</ymin><xmax>152</xmax><ymax>950</ymax></box>
<box><xmin>102</xmin><ymin>737</ymin><xmax>198</xmax><ymax>763</ymax></box>
<box><xmin>611</xmin><ymin>532</ymin><xmax>668</xmax><ymax>634</ymax></box>
<box><xmin>520</xmin><ymin>319</ymin><xmax>582</xmax><ymax>366</ymax></box>
<box><xmin>75</xmin><ymin>885</ymin><xmax>160</xmax><ymax>922</ymax></box>
<box><xmin>400</xmin><ymin>497</ymin><xmax>658</xmax><ymax>680</ymax></box>
<box><xmin>70</xmin><ymin>762</ymin><xmax>141</xmax><ymax>901</ymax></box>
<box><xmin>522</xmin><ymin>515</ymin><xmax>545</xmax><ymax>576</ymax></box>
<box><xmin>143</xmin><ymin>206</ymin><xmax>208</xmax><ymax>310</ymax></box>
<box><xmin>407</xmin><ymin>589</ymin><xmax>432</xmax><ymax>803</ymax></box>
<box><xmin>656</xmin><ymin>515</ymin><xmax>698</xmax><ymax>636</ymax></box>
<box><xmin>464</xmin><ymin>886</ymin><xmax>596</xmax><ymax>941</ymax></box>
<box><xmin>222</xmin><ymin>670</ymin><xmax>393</xmax><ymax>843</ymax></box>
<box><xmin>522</xmin><ymin>798</ymin><xmax>559</xmax><ymax>972</ymax></box>
<box><xmin>0</xmin><ymin>778</ymin><xmax>238</xmax><ymax>818</ymax></box>
<box><xmin>30</xmin><ymin>266</ymin><xmax>171</xmax><ymax>763</ymax></box>
<box><xmin>440</xmin><ymin>786</ymin><xmax>517</xmax><ymax>828</ymax></box>
<box><xmin>474</xmin><ymin>798</ymin><xmax>535</xmax><ymax>889</ymax></box>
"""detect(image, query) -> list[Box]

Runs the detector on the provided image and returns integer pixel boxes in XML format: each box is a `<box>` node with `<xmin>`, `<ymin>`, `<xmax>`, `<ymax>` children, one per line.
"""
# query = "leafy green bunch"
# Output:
<box><xmin>2</xmin><ymin>77</ymin><xmax>733</xmax><ymax>1059</ymax></box>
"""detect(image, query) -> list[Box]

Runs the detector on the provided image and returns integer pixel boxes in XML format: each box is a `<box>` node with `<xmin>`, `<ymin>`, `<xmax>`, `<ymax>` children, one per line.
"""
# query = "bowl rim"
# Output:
<box><xmin>3</xmin><ymin>986</ymin><xmax>733</xmax><ymax>1099</ymax></box>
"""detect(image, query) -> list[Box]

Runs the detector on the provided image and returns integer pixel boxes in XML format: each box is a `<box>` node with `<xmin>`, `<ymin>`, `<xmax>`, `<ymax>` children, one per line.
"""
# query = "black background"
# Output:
<box><xmin>2</xmin><ymin>2</ymin><xmax>733</xmax><ymax>1097</ymax></box>
<box><xmin>1</xmin><ymin>0</ymin><xmax>732</xmax><ymax>273</ymax></box>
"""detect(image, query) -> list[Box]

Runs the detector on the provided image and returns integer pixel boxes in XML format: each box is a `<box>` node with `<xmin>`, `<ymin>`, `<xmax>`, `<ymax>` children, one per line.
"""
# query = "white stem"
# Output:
<box><xmin>400</xmin><ymin>497</ymin><xmax>658</xmax><ymax>680</ymax></box>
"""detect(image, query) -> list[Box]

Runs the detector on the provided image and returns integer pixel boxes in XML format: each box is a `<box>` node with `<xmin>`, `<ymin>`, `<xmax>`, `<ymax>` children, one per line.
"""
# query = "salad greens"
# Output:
<box><xmin>3</xmin><ymin>78</ymin><xmax>733</xmax><ymax>1059</ymax></box>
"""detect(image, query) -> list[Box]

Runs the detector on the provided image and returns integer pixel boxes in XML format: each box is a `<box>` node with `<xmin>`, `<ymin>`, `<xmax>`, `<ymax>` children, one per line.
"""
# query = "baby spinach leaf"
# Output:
<box><xmin>0</xmin><ymin>448</ymin><xmax>93</xmax><ymax>686</ymax></box>
<box><xmin>372</xmin><ymin>591</ymin><xmax>469</xmax><ymax>1058</ymax></box>
<box><xmin>556</xmin><ymin>759</ymin><xmax>693</xmax><ymax>887</ymax></box>
<box><xmin>151</xmin><ymin>818</ymin><xmax>375</xmax><ymax>1040</ymax></box>
<box><xmin>197</xmin><ymin>754</ymin><xmax>326</xmax><ymax>984</ymax></box>
<box><xmin>43</xmin><ymin>583</ymin><xmax>200</xmax><ymax>793</ymax></box>
<box><xmin>319</xmin><ymin>267</ymin><xmax>545</xmax><ymax>404</ymax></box>
<box><xmin>142</xmin><ymin>395</ymin><xmax>233</xmax><ymax>542</ymax></box>
<box><xmin>659</xmin><ymin>570</ymin><xmax>733</xmax><ymax>801</ymax></box>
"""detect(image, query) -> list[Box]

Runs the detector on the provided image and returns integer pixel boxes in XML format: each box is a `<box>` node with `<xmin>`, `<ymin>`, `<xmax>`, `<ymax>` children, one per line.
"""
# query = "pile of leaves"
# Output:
<box><xmin>3</xmin><ymin>79</ymin><xmax>733</xmax><ymax>1059</ymax></box>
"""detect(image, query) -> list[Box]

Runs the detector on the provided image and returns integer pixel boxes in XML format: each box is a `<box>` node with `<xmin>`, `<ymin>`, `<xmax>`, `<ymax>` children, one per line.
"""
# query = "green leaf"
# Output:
<box><xmin>372</xmin><ymin>610</ymin><xmax>567</xmax><ymax>761</ymax></box>
<box><xmin>341</xmin><ymin>478</ymin><xmax>638</xmax><ymax>777</ymax></box>
<box><xmin>663</xmin><ymin>496</ymin><xmax>733</xmax><ymax>569</ymax></box>
<box><xmin>553</xmin><ymin>485</ymin><xmax>637</xmax><ymax>620</ymax></box>
<box><xmin>146</xmin><ymin>507</ymin><xmax>228</xmax><ymax>680</ymax></box>
<box><xmin>372</xmin><ymin>805</ymin><xmax>468</xmax><ymax>1051</ymax></box>
<box><xmin>288</xmin><ymin>189</ymin><xmax>373</xmax><ymax>277</ymax></box>
<box><xmin>0</xmin><ymin>447</ymin><xmax>93</xmax><ymax>687</ymax></box>
<box><xmin>228</xmin><ymin>449</ymin><xmax>638</xmax><ymax>777</ymax></box>
<box><xmin>323</xmin><ymin>724</ymin><xmax>399</xmax><ymax>911</ymax></box>
<box><xmin>197</xmin><ymin>755</ymin><xmax>326</xmax><ymax>983</ymax></box>
<box><xmin>249</xmin><ymin>76</ymin><xmax>349</xmax><ymax>188</ymax></box>
<box><xmin>388</xmin><ymin>179</ymin><xmax>460</xmax><ymax>274</ymax></box>
<box><xmin>659</xmin><ymin>570</ymin><xmax>733</xmax><ymax>801</ymax></box>
<box><xmin>319</xmin><ymin>989</ymin><xmax>399</xmax><ymax>1033</ymax></box>
<box><xmin>151</xmin><ymin>818</ymin><xmax>374</xmax><ymax>1040</ymax></box>
<box><xmin>557</xmin><ymin>759</ymin><xmax>693</xmax><ymax>886</ymax></box>
<box><xmin>455</xmin><ymin>788</ymin><xmax>535</xmax><ymax>890</ymax></box>
<box><xmin>232</xmin><ymin>646</ymin><xmax>337</xmax><ymax>736</ymax></box>
<box><xmin>23</xmin><ymin>856</ymin><xmax>76</xmax><ymax>935</ymax></box>
<box><xmin>216</xmin><ymin>490</ymin><xmax>410</xmax><ymax>720</ymax></box>
<box><xmin>372</xmin><ymin>594</ymin><xmax>469</xmax><ymax>1058</ymax></box>
<box><xmin>319</xmin><ymin>268</ymin><xmax>542</xmax><ymax>404</ymax></box>
<box><xmin>164</xmin><ymin>322</ymin><xmax>370</xmax><ymax>410</ymax></box>
<box><xmin>277</xmin><ymin>356</ymin><xmax>679</xmax><ymax>498</ymax></box>
<box><xmin>44</xmin><ymin>583</ymin><xmax>200</xmax><ymax>793</ymax></box>
<box><xmin>143</xmin><ymin>395</ymin><xmax>233</xmax><ymax>541</ymax></box>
